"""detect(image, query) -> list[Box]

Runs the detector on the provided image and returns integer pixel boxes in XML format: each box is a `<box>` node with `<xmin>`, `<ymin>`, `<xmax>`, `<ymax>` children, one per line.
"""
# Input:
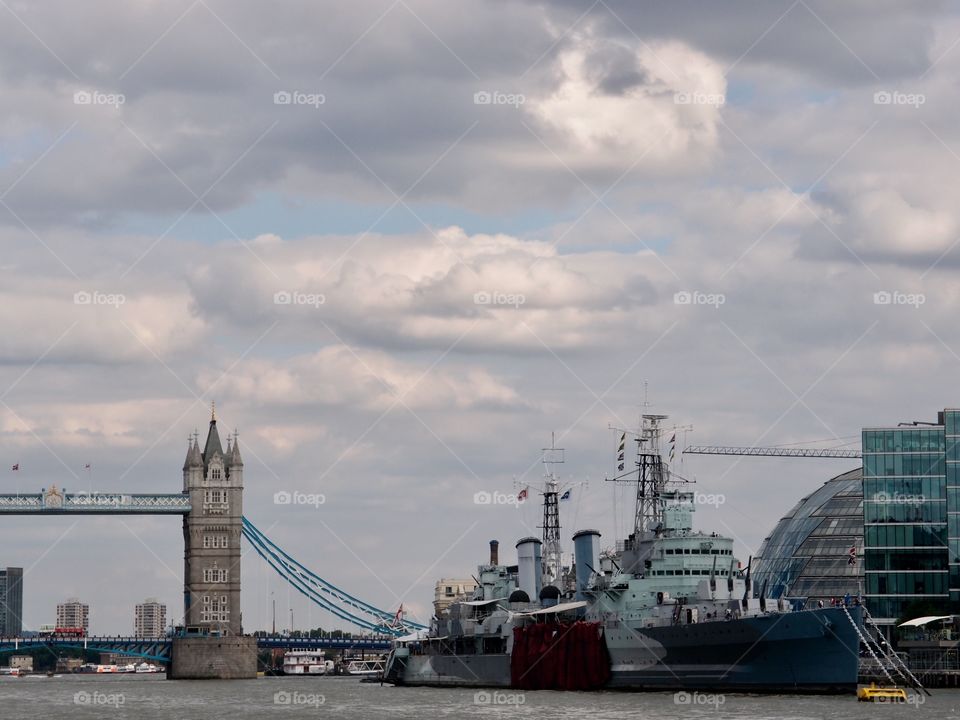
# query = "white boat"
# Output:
<box><xmin>282</xmin><ymin>651</ymin><xmax>332</xmax><ymax>675</ymax></box>
<box><xmin>135</xmin><ymin>663</ymin><xmax>163</xmax><ymax>673</ymax></box>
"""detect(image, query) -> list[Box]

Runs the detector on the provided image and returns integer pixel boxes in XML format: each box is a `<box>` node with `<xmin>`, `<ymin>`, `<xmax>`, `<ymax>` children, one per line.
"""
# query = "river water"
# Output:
<box><xmin>0</xmin><ymin>674</ymin><xmax>957</xmax><ymax>719</ymax></box>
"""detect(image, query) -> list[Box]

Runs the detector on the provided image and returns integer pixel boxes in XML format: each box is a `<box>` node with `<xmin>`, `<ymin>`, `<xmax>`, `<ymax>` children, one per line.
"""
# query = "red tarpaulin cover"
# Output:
<box><xmin>510</xmin><ymin>621</ymin><xmax>610</xmax><ymax>690</ymax></box>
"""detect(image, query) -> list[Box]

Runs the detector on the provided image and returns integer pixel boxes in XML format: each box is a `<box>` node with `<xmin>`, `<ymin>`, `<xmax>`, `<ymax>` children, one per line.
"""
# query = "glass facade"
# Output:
<box><xmin>862</xmin><ymin>411</ymin><xmax>959</xmax><ymax>625</ymax></box>
<box><xmin>753</xmin><ymin>469</ymin><xmax>863</xmax><ymax>608</ymax></box>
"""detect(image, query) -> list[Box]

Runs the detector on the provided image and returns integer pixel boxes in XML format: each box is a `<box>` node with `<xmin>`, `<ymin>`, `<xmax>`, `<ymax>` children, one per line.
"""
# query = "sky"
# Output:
<box><xmin>1</xmin><ymin>0</ymin><xmax>959</xmax><ymax>635</ymax></box>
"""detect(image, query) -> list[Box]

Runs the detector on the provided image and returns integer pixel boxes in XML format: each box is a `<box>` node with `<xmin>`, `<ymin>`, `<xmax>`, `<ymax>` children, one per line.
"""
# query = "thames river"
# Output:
<box><xmin>0</xmin><ymin>675</ymin><xmax>957</xmax><ymax>719</ymax></box>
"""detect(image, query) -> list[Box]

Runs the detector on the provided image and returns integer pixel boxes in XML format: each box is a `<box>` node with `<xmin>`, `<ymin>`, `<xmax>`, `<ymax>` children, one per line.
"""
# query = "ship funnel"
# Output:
<box><xmin>572</xmin><ymin>529</ymin><xmax>601</xmax><ymax>602</ymax></box>
<box><xmin>515</xmin><ymin>537</ymin><xmax>542</xmax><ymax>602</ymax></box>
<box><xmin>489</xmin><ymin>540</ymin><xmax>500</xmax><ymax>566</ymax></box>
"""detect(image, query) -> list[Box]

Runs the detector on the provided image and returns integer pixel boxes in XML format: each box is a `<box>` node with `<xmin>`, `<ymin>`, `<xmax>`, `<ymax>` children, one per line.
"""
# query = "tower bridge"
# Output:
<box><xmin>0</xmin><ymin>408</ymin><xmax>416</xmax><ymax>678</ymax></box>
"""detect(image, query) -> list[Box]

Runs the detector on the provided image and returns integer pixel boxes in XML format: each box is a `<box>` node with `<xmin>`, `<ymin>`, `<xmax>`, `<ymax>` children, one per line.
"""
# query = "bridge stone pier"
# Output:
<box><xmin>170</xmin><ymin>409</ymin><xmax>256</xmax><ymax>679</ymax></box>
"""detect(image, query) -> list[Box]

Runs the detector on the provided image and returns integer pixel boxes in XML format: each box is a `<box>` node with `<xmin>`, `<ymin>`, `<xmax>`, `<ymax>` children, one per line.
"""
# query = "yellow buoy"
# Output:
<box><xmin>857</xmin><ymin>683</ymin><xmax>908</xmax><ymax>702</ymax></box>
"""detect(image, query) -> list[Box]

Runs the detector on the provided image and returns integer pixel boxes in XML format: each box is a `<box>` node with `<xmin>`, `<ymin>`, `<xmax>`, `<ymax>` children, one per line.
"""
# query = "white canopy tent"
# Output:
<box><xmin>897</xmin><ymin>615</ymin><xmax>953</xmax><ymax>627</ymax></box>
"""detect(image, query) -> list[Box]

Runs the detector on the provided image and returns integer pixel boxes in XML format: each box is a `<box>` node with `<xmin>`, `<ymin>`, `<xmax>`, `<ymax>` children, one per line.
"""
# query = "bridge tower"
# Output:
<box><xmin>182</xmin><ymin>405</ymin><xmax>244</xmax><ymax>636</ymax></box>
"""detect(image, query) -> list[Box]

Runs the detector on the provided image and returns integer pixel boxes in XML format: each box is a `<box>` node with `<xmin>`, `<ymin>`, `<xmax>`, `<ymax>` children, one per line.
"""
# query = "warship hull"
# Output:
<box><xmin>387</xmin><ymin>653</ymin><xmax>511</xmax><ymax>688</ymax></box>
<box><xmin>606</xmin><ymin>606</ymin><xmax>862</xmax><ymax>693</ymax></box>
<box><xmin>387</xmin><ymin>607</ymin><xmax>862</xmax><ymax>693</ymax></box>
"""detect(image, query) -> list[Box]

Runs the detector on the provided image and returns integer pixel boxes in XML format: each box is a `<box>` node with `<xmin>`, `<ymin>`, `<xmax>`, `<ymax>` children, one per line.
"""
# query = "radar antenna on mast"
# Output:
<box><xmin>607</xmin><ymin>413</ymin><xmax>694</xmax><ymax>541</ymax></box>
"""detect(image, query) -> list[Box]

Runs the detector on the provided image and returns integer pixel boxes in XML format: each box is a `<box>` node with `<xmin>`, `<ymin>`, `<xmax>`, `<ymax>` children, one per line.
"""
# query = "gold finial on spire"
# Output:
<box><xmin>211</xmin><ymin>400</ymin><xmax>216</xmax><ymax>422</ymax></box>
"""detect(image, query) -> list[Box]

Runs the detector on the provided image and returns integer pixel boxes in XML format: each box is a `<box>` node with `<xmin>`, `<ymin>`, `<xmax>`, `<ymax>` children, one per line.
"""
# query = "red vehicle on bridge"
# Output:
<box><xmin>51</xmin><ymin>627</ymin><xmax>86</xmax><ymax>638</ymax></box>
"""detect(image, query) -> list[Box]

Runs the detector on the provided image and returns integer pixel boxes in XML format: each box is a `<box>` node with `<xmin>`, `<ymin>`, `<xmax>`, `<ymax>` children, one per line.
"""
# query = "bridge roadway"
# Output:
<box><xmin>0</xmin><ymin>492</ymin><xmax>191</xmax><ymax>514</ymax></box>
<box><xmin>0</xmin><ymin>636</ymin><xmax>393</xmax><ymax>663</ymax></box>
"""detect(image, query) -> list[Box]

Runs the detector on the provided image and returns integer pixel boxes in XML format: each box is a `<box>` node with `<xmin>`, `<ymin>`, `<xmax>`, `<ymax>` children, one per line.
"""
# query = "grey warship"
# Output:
<box><xmin>385</xmin><ymin>415</ymin><xmax>863</xmax><ymax>693</ymax></box>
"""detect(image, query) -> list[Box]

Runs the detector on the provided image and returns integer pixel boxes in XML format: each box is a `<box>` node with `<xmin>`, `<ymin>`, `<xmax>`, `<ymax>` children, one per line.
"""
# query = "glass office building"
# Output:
<box><xmin>862</xmin><ymin>410</ymin><xmax>960</xmax><ymax>626</ymax></box>
<box><xmin>0</xmin><ymin>567</ymin><xmax>23</xmax><ymax>637</ymax></box>
<box><xmin>753</xmin><ymin>469</ymin><xmax>864</xmax><ymax>608</ymax></box>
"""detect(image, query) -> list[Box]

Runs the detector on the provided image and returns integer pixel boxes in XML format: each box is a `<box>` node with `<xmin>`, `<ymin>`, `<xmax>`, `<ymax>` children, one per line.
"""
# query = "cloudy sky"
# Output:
<box><xmin>1</xmin><ymin>0</ymin><xmax>959</xmax><ymax>634</ymax></box>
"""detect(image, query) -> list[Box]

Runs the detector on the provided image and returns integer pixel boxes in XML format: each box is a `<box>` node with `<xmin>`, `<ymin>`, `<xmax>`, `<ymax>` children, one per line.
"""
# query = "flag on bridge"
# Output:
<box><xmin>518</xmin><ymin>488</ymin><xmax>528</xmax><ymax>501</ymax></box>
<box><xmin>848</xmin><ymin>545</ymin><xmax>857</xmax><ymax>565</ymax></box>
<box><xmin>617</xmin><ymin>433</ymin><xmax>626</xmax><ymax>471</ymax></box>
<box><xmin>11</xmin><ymin>464</ymin><xmax>18</xmax><ymax>471</ymax></box>
<box><xmin>560</xmin><ymin>489</ymin><xmax>571</xmax><ymax>501</ymax></box>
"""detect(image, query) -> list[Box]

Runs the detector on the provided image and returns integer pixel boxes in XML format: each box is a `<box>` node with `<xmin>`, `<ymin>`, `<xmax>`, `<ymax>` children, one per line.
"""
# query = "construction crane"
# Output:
<box><xmin>683</xmin><ymin>445</ymin><xmax>862</xmax><ymax>459</ymax></box>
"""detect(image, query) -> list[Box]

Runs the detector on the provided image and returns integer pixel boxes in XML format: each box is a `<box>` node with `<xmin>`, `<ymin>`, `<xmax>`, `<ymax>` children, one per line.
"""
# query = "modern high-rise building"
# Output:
<box><xmin>756</xmin><ymin>406</ymin><xmax>960</xmax><ymax>633</ymax></box>
<box><xmin>134</xmin><ymin>598</ymin><xmax>167</xmax><ymax>638</ymax></box>
<box><xmin>862</xmin><ymin>410</ymin><xmax>959</xmax><ymax>626</ymax></box>
<box><xmin>56</xmin><ymin>598</ymin><xmax>89</xmax><ymax>632</ymax></box>
<box><xmin>0</xmin><ymin>567</ymin><xmax>23</xmax><ymax>636</ymax></box>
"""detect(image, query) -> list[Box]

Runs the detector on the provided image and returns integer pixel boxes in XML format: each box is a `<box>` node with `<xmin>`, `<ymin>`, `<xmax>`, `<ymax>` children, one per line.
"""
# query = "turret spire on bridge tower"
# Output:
<box><xmin>203</xmin><ymin>411</ymin><xmax>224</xmax><ymax>464</ymax></box>
<box><xmin>230</xmin><ymin>431</ymin><xmax>243</xmax><ymax>467</ymax></box>
<box><xmin>183</xmin><ymin>437</ymin><xmax>193</xmax><ymax>472</ymax></box>
<box><xmin>183</xmin><ymin>436</ymin><xmax>202</xmax><ymax>471</ymax></box>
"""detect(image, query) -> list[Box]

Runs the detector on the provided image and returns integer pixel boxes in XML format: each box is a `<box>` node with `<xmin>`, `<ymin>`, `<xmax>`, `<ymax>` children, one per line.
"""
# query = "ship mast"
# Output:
<box><xmin>635</xmin><ymin>414</ymin><xmax>668</xmax><ymax>537</ymax></box>
<box><xmin>539</xmin><ymin>433</ymin><xmax>564</xmax><ymax>588</ymax></box>
<box><xmin>608</xmin><ymin>410</ymin><xmax>691</xmax><ymax>542</ymax></box>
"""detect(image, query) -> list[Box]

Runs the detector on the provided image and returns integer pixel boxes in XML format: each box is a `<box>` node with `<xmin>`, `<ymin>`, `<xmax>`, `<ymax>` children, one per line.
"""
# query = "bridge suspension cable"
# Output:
<box><xmin>243</xmin><ymin>518</ymin><xmax>415</xmax><ymax>626</ymax></box>
<box><xmin>241</xmin><ymin>517</ymin><xmax>427</xmax><ymax>634</ymax></box>
<box><xmin>242</xmin><ymin>522</ymin><xmax>385</xmax><ymax>632</ymax></box>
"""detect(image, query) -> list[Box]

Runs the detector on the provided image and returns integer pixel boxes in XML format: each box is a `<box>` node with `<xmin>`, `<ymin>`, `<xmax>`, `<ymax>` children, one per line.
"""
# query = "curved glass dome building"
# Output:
<box><xmin>753</xmin><ymin>468</ymin><xmax>864</xmax><ymax>608</ymax></box>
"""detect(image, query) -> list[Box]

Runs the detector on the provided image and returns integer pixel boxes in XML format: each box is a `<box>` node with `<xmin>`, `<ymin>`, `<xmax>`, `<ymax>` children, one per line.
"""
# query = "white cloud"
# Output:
<box><xmin>529</xmin><ymin>36</ymin><xmax>726</xmax><ymax>169</ymax></box>
<box><xmin>202</xmin><ymin>345</ymin><xmax>523</xmax><ymax>414</ymax></box>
